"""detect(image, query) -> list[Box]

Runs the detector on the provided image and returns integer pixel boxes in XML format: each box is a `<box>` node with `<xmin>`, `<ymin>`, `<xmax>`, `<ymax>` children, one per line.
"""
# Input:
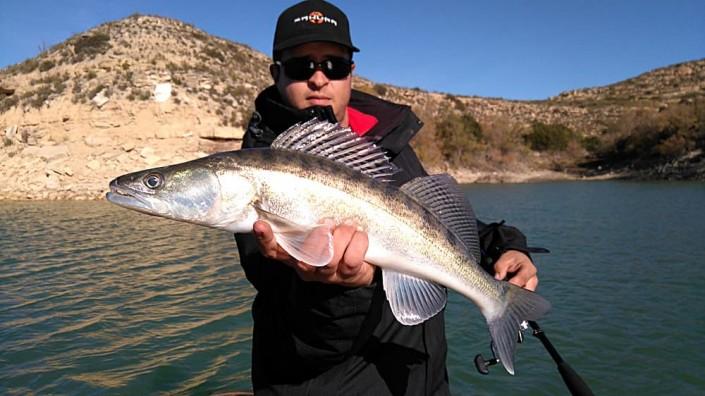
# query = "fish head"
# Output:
<box><xmin>107</xmin><ymin>163</ymin><xmax>220</xmax><ymax>220</ymax></box>
<box><xmin>106</xmin><ymin>161</ymin><xmax>257</xmax><ymax>232</ymax></box>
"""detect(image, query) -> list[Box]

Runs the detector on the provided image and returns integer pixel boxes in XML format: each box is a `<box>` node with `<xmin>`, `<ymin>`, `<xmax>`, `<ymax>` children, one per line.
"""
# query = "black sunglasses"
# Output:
<box><xmin>277</xmin><ymin>56</ymin><xmax>353</xmax><ymax>81</ymax></box>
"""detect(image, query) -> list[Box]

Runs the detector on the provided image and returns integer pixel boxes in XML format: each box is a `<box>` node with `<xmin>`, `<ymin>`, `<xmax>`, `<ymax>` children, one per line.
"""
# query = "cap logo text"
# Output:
<box><xmin>293</xmin><ymin>11</ymin><xmax>338</xmax><ymax>27</ymax></box>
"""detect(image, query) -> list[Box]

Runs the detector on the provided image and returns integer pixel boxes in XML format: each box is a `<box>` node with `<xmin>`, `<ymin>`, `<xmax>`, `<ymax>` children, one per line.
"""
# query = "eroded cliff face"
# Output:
<box><xmin>0</xmin><ymin>15</ymin><xmax>265</xmax><ymax>199</ymax></box>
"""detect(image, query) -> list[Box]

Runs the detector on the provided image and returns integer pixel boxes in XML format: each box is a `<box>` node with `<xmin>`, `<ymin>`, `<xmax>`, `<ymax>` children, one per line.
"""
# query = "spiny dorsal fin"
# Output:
<box><xmin>400</xmin><ymin>174</ymin><xmax>481</xmax><ymax>262</ymax></box>
<box><xmin>271</xmin><ymin>119</ymin><xmax>398</xmax><ymax>181</ymax></box>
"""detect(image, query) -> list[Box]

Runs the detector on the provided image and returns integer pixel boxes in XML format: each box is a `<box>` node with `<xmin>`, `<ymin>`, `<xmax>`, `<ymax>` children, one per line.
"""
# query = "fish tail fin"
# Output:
<box><xmin>487</xmin><ymin>285</ymin><xmax>551</xmax><ymax>375</ymax></box>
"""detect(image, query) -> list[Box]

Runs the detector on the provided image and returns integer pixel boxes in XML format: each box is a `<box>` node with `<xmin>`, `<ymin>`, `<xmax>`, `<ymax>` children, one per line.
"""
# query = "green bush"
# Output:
<box><xmin>525</xmin><ymin>122</ymin><xmax>574</xmax><ymax>152</ymax></box>
<box><xmin>39</xmin><ymin>60</ymin><xmax>56</xmax><ymax>72</ymax></box>
<box><xmin>73</xmin><ymin>32</ymin><xmax>111</xmax><ymax>61</ymax></box>
<box><xmin>0</xmin><ymin>95</ymin><xmax>20</xmax><ymax>113</ymax></box>
<box><xmin>446</xmin><ymin>95</ymin><xmax>467</xmax><ymax>112</ymax></box>
<box><xmin>27</xmin><ymin>85</ymin><xmax>54</xmax><ymax>109</ymax></box>
<box><xmin>373</xmin><ymin>84</ymin><xmax>387</xmax><ymax>96</ymax></box>
<box><xmin>436</xmin><ymin>112</ymin><xmax>484</xmax><ymax>165</ymax></box>
<box><xmin>12</xmin><ymin>59</ymin><xmax>39</xmax><ymax>74</ymax></box>
<box><xmin>592</xmin><ymin>101</ymin><xmax>705</xmax><ymax>170</ymax></box>
<box><xmin>581</xmin><ymin>135</ymin><xmax>601</xmax><ymax>153</ymax></box>
<box><xmin>204</xmin><ymin>47</ymin><xmax>225</xmax><ymax>62</ymax></box>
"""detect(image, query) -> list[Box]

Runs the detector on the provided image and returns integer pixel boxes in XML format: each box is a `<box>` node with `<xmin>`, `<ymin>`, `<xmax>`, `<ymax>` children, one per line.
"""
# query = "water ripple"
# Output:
<box><xmin>2</xmin><ymin>183</ymin><xmax>705</xmax><ymax>395</ymax></box>
<box><xmin>1</xmin><ymin>201</ymin><xmax>253</xmax><ymax>394</ymax></box>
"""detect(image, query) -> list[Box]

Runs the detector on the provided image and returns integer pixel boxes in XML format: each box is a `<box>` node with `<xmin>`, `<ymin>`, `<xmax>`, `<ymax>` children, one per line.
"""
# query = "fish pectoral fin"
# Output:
<box><xmin>382</xmin><ymin>269</ymin><xmax>447</xmax><ymax>325</ymax></box>
<box><xmin>256</xmin><ymin>209</ymin><xmax>333</xmax><ymax>267</ymax></box>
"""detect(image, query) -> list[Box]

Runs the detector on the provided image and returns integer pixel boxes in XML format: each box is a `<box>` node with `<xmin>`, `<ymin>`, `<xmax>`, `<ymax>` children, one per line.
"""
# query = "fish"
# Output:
<box><xmin>106</xmin><ymin>119</ymin><xmax>550</xmax><ymax>374</ymax></box>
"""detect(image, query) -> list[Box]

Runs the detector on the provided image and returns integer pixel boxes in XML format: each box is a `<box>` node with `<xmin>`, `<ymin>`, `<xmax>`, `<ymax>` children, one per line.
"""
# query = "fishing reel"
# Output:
<box><xmin>474</xmin><ymin>321</ymin><xmax>529</xmax><ymax>374</ymax></box>
<box><xmin>473</xmin><ymin>320</ymin><xmax>595</xmax><ymax>396</ymax></box>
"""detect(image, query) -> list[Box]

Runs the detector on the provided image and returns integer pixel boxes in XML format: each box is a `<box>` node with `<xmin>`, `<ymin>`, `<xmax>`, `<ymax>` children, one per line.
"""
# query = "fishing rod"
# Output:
<box><xmin>474</xmin><ymin>321</ymin><xmax>595</xmax><ymax>396</ymax></box>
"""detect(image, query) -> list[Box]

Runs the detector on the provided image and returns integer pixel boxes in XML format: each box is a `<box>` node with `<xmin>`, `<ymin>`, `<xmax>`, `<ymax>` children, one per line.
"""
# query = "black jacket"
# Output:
<box><xmin>235</xmin><ymin>86</ymin><xmax>531</xmax><ymax>395</ymax></box>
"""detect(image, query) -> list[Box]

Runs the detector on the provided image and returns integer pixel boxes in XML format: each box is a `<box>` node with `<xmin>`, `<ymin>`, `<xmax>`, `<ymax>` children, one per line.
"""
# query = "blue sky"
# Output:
<box><xmin>1</xmin><ymin>0</ymin><xmax>703</xmax><ymax>100</ymax></box>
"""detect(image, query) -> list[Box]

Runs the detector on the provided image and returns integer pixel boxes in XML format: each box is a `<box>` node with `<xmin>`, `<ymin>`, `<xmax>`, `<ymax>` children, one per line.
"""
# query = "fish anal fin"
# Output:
<box><xmin>382</xmin><ymin>269</ymin><xmax>447</xmax><ymax>325</ymax></box>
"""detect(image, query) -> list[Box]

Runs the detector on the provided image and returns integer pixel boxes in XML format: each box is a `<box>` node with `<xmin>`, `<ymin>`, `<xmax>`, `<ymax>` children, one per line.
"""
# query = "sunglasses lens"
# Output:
<box><xmin>282</xmin><ymin>58</ymin><xmax>315</xmax><ymax>80</ymax></box>
<box><xmin>324</xmin><ymin>58</ymin><xmax>352</xmax><ymax>79</ymax></box>
<box><xmin>282</xmin><ymin>57</ymin><xmax>352</xmax><ymax>80</ymax></box>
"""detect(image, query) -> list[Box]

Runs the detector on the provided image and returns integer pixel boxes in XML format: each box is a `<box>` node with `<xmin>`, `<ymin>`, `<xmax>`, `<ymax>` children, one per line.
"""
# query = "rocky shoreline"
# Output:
<box><xmin>0</xmin><ymin>157</ymin><xmax>604</xmax><ymax>201</ymax></box>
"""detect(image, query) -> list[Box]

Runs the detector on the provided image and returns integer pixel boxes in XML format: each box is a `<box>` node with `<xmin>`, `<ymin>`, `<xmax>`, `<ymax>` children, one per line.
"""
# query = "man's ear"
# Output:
<box><xmin>270</xmin><ymin>63</ymin><xmax>280</xmax><ymax>83</ymax></box>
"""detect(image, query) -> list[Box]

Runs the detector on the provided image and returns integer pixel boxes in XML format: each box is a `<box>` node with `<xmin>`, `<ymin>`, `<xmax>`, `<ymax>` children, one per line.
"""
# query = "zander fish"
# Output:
<box><xmin>106</xmin><ymin>119</ymin><xmax>550</xmax><ymax>374</ymax></box>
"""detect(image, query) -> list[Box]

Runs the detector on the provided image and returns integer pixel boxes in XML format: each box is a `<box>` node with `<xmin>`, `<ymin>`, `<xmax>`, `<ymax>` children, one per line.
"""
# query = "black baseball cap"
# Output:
<box><xmin>273</xmin><ymin>0</ymin><xmax>360</xmax><ymax>57</ymax></box>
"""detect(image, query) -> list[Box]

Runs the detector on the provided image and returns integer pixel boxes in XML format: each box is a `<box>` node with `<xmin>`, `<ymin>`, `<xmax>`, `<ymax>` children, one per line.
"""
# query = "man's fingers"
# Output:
<box><xmin>253</xmin><ymin>220</ymin><xmax>273</xmax><ymax>242</ymax></box>
<box><xmin>253</xmin><ymin>220</ymin><xmax>296</xmax><ymax>264</ymax></box>
<box><xmin>339</xmin><ymin>230</ymin><xmax>368</xmax><ymax>278</ymax></box>
<box><xmin>524</xmin><ymin>276</ymin><xmax>539</xmax><ymax>291</ymax></box>
<box><xmin>493</xmin><ymin>257</ymin><xmax>518</xmax><ymax>281</ymax></box>
<box><xmin>258</xmin><ymin>218</ymin><xmax>374</xmax><ymax>287</ymax></box>
<box><xmin>295</xmin><ymin>261</ymin><xmax>326</xmax><ymax>281</ymax></box>
<box><xmin>493</xmin><ymin>250</ymin><xmax>539</xmax><ymax>290</ymax></box>
<box><xmin>253</xmin><ymin>220</ymin><xmax>277</xmax><ymax>255</ymax></box>
<box><xmin>330</xmin><ymin>221</ymin><xmax>357</xmax><ymax>267</ymax></box>
<box><xmin>507</xmin><ymin>265</ymin><xmax>534</xmax><ymax>288</ymax></box>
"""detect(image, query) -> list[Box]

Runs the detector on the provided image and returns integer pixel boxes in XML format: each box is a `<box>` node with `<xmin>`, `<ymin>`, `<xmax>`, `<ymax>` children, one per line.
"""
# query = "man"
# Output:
<box><xmin>235</xmin><ymin>1</ymin><xmax>538</xmax><ymax>394</ymax></box>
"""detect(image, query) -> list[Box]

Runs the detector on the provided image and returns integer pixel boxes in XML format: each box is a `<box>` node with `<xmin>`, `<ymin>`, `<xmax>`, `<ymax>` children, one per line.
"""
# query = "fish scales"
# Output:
<box><xmin>217</xmin><ymin>149</ymin><xmax>506</xmax><ymax>309</ymax></box>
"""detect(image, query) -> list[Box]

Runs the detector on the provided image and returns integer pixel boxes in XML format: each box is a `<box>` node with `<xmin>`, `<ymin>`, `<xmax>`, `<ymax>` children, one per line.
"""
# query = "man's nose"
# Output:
<box><xmin>307</xmin><ymin>69</ymin><xmax>329</xmax><ymax>89</ymax></box>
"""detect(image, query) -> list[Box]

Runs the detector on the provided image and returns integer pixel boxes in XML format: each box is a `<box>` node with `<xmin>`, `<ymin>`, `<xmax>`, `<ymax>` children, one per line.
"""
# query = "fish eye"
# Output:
<box><xmin>143</xmin><ymin>173</ymin><xmax>164</xmax><ymax>189</ymax></box>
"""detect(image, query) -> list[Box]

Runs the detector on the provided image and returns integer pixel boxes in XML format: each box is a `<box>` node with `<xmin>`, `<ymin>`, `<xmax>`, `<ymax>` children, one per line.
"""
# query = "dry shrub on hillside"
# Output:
<box><xmin>39</xmin><ymin>60</ymin><xmax>56</xmax><ymax>72</ymax></box>
<box><xmin>6</xmin><ymin>59</ymin><xmax>39</xmax><ymax>75</ymax></box>
<box><xmin>72</xmin><ymin>32</ymin><xmax>112</xmax><ymax>62</ymax></box>
<box><xmin>524</xmin><ymin>122</ymin><xmax>576</xmax><ymax>152</ymax></box>
<box><xmin>435</xmin><ymin>111</ymin><xmax>484</xmax><ymax>167</ymax></box>
<box><xmin>411</xmin><ymin>104</ymin><xmax>542</xmax><ymax>171</ymax></box>
<box><xmin>0</xmin><ymin>95</ymin><xmax>19</xmax><ymax>113</ymax></box>
<box><xmin>601</xmin><ymin>100</ymin><xmax>705</xmax><ymax>165</ymax></box>
<box><xmin>410</xmin><ymin>103</ymin><xmax>445</xmax><ymax>168</ymax></box>
<box><xmin>373</xmin><ymin>84</ymin><xmax>387</xmax><ymax>97</ymax></box>
<box><xmin>479</xmin><ymin>116</ymin><xmax>529</xmax><ymax>168</ymax></box>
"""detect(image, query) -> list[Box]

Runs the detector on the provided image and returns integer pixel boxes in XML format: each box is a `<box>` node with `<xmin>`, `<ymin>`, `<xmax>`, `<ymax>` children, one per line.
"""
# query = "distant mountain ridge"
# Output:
<box><xmin>1</xmin><ymin>14</ymin><xmax>703</xmax><ymax>199</ymax></box>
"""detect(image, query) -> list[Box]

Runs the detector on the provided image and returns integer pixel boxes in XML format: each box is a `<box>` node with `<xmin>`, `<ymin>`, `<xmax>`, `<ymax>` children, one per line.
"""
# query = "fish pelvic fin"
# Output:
<box><xmin>255</xmin><ymin>208</ymin><xmax>334</xmax><ymax>267</ymax></box>
<box><xmin>488</xmin><ymin>284</ymin><xmax>551</xmax><ymax>375</ymax></box>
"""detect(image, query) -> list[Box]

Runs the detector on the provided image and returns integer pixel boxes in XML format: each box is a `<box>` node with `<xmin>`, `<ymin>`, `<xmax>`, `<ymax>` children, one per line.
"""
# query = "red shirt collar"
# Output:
<box><xmin>347</xmin><ymin>107</ymin><xmax>378</xmax><ymax>136</ymax></box>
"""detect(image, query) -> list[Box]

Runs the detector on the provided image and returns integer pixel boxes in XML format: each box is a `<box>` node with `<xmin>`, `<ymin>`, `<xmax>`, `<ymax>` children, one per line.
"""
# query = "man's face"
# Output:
<box><xmin>274</xmin><ymin>42</ymin><xmax>355</xmax><ymax>126</ymax></box>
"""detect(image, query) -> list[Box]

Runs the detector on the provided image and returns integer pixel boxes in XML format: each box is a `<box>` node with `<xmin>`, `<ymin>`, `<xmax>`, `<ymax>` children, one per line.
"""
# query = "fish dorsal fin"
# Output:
<box><xmin>271</xmin><ymin>119</ymin><xmax>398</xmax><ymax>181</ymax></box>
<box><xmin>400</xmin><ymin>174</ymin><xmax>481</xmax><ymax>262</ymax></box>
<box><xmin>382</xmin><ymin>269</ymin><xmax>447</xmax><ymax>325</ymax></box>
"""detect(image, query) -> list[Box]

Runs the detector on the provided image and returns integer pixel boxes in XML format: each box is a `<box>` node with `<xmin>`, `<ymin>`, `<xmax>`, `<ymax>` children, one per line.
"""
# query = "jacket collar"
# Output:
<box><xmin>253</xmin><ymin>86</ymin><xmax>423</xmax><ymax>154</ymax></box>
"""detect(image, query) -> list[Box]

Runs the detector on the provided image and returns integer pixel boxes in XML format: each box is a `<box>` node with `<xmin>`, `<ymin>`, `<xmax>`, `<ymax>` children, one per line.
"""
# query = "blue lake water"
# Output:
<box><xmin>1</xmin><ymin>181</ymin><xmax>704</xmax><ymax>395</ymax></box>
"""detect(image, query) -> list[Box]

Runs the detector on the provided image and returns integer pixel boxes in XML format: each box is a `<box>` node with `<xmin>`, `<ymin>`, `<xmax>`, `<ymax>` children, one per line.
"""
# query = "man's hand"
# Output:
<box><xmin>253</xmin><ymin>220</ymin><xmax>375</xmax><ymax>287</ymax></box>
<box><xmin>493</xmin><ymin>250</ymin><xmax>539</xmax><ymax>291</ymax></box>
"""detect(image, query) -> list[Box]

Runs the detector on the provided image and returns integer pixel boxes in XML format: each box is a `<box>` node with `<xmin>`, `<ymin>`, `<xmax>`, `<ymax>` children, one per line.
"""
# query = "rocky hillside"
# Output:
<box><xmin>1</xmin><ymin>14</ymin><xmax>704</xmax><ymax>199</ymax></box>
<box><xmin>0</xmin><ymin>15</ymin><xmax>272</xmax><ymax>199</ymax></box>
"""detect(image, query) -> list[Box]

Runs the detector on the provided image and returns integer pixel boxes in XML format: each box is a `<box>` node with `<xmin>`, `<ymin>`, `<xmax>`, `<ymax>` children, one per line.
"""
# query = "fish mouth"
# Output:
<box><xmin>106</xmin><ymin>179</ymin><xmax>162</xmax><ymax>215</ymax></box>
